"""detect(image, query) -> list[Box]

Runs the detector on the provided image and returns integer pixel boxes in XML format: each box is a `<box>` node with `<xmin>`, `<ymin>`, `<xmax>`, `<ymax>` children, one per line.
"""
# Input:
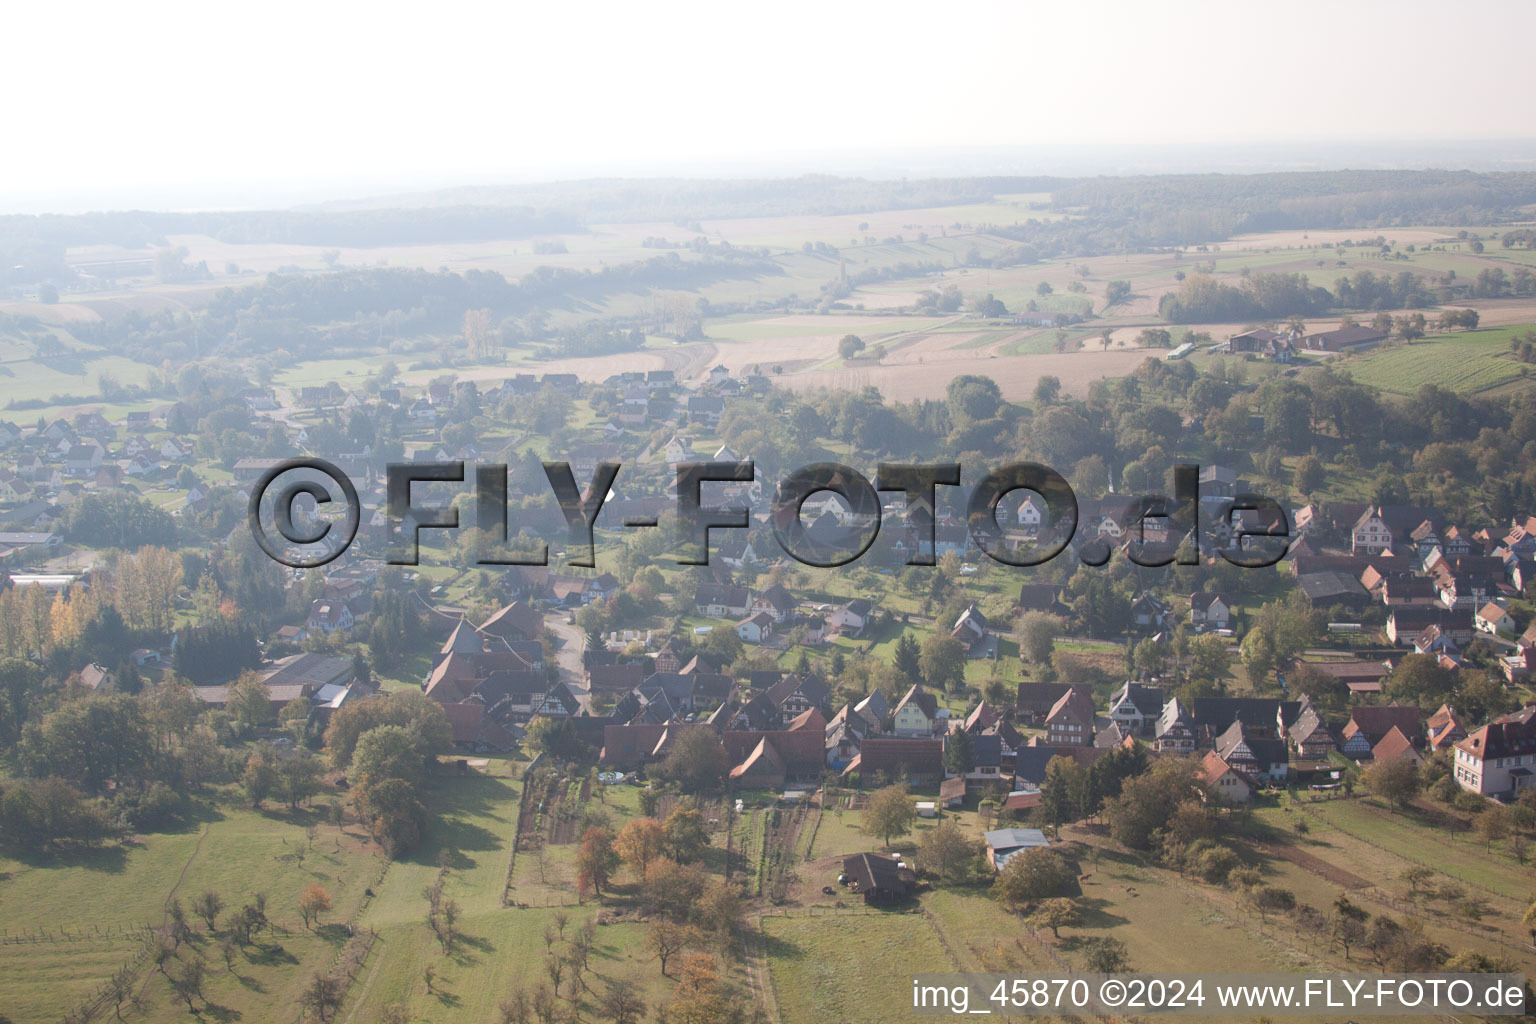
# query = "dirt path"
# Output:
<box><xmin>1249</xmin><ymin>838</ymin><xmax>1373</xmax><ymax>890</ymax></box>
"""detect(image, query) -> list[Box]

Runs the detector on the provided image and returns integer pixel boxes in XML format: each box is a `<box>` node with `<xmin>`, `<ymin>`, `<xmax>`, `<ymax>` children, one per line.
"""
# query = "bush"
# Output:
<box><xmin>115</xmin><ymin>783</ymin><xmax>185</xmax><ymax>831</ymax></box>
<box><xmin>1195</xmin><ymin>846</ymin><xmax>1241</xmax><ymax>884</ymax></box>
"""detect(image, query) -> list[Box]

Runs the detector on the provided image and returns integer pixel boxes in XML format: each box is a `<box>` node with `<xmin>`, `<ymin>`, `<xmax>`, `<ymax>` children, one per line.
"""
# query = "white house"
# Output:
<box><xmin>735</xmin><ymin>611</ymin><xmax>775</xmax><ymax>644</ymax></box>
<box><xmin>1475</xmin><ymin>601</ymin><xmax>1515</xmax><ymax>636</ymax></box>
<box><xmin>1190</xmin><ymin>592</ymin><xmax>1230</xmax><ymax>630</ymax></box>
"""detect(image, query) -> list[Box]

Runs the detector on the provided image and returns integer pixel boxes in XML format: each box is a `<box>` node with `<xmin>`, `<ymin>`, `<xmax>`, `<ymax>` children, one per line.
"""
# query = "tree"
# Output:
<box><xmin>598</xmin><ymin>979</ymin><xmax>647</xmax><ymax>1024</ymax></box>
<box><xmin>919</xmin><ymin>634</ymin><xmax>966</xmax><ymax>692</ymax></box>
<box><xmin>352</xmin><ymin>724</ymin><xmax>426</xmax><ymax>789</ymax></box>
<box><xmin>276</xmin><ymin>751</ymin><xmax>323</xmax><ymax>810</ymax></box>
<box><xmin>1039</xmin><ymin>755</ymin><xmax>1086</xmax><ymax>829</ymax></box>
<box><xmin>1361</xmin><ymin>757</ymin><xmax>1421</xmax><ymax>813</ymax></box>
<box><xmin>838</xmin><ymin>334</ymin><xmax>865</xmax><ymax>359</ymax></box>
<box><xmin>945</xmin><ymin>727</ymin><xmax>975</xmax><ymax>776</ymax></box>
<box><xmin>652</xmin><ymin>730</ymin><xmax>729</xmax><ymax>794</ymax></box>
<box><xmin>893</xmin><ymin>632</ymin><xmax>922</xmax><ymax>681</ymax></box>
<box><xmin>1015</xmin><ymin>612</ymin><xmax>1064</xmax><ymax>665</ymax></box>
<box><xmin>914</xmin><ymin>819</ymin><xmax>981</xmax><ymax>883</ymax></box>
<box><xmin>663</xmin><ymin>807</ymin><xmax>710</xmax><ymax>863</ymax></box>
<box><xmin>167</xmin><ymin>955</ymin><xmax>208</xmax><ymax>1013</ymax></box>
<box><xmin>1105</xmin><ymin>280</ymin><xmax>1132</xmax><ymax>306</ymax></box>
<box><xmin>576</xmin><ymin>826</ymin><xmax>619</xmax><ymax>897</ymax></box>
<box><xmin>1187</xmin><ymin>635</ymin><xmax>1232</xmax><ymax>690</ymax></box>
<box><xmin>1386</xmin><ymin>654</ymin><xmax>1456</xmax><ymax>708</ymax></box>
<box><xmin>1293</xmin><ymin>454</ymin><xmax>1325</xmax><ymax>496</ymax></box>
<box><xmin>1475</xmin><ymin>805</ymin><xmax>1509</xmax><ymax>850</ymax></box>
<box><xmin>242</xmin><ymin>750</ymin><xmax>277</xmax><ymax>807</ymax></box>
<box><xmin>228</xmin><ymin>671</ymin><xmax>275</xmax><ymax>732</ymax></box>
<box><xmin>1028</xmin><ymin>897</ymin><xmax>1081</xmax><ymax>938</ymax></box>
<box><xmin>300</xmin><ymin>973</ymin><xmax>344</xmax><ymax>1022</ymax></box>
<box><xmin>616</xmin><ymin>818</ymin><xmax>668</xmax><ymax>879</ymax></box>
<box><xmin>192</xmin><ymin>890</ymin><xmax>223</xmax><ymax>932</ymax></box>
<box><xmin>499</xmin><ymin>990</ymin><xmax>531</xmax><ymax>1024</ymax></box>
<box><xmin>694</xmin><ymin>878</ymin><xmax>745</xmax><ymax>938</ymax></box>
<box><xmin>862</xmin><ymin>784</ymin><xmax>916</xmax><ymax>848</ymax></box>
<box><xmin>1249</xmin><ymin>886</ymin><xmax>1296</xmax><ymax>923</ymax></box>
<box><xmin>1083</xmin><ymin>937</ymin><xmax>1130</xmax><ymax>973</ymax></box>
<box><xmin>992</xmin><ymin>847</ymin><xmax>1075</xmax><ymax>912</ymax></box>
<box><xmin>645</xmin><ymin>919</ymin><xmax>693</xmax><ymax>976</ymax></box>
<box><xmin>701</xmin><ymin>625</ymin><xmax>743</xmax><ymax>667</ymax></box>
<box><xmin>299</xmin><ymin>883</ymin><xmax>332</xmax><ymax>929</ymax></box>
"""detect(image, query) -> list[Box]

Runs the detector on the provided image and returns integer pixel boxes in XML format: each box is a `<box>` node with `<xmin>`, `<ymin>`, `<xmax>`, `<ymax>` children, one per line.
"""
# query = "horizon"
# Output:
<box><xmin>6</xmin><ymin>0</ymin><xmax>1536</xmax><ymax>214</ymax></box>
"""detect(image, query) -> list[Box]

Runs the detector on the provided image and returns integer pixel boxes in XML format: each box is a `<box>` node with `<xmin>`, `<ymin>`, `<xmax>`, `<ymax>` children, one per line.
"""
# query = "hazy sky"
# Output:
<box><xmin>5</xmin><ymin>0</ymin><xmax>1535</xmax><ymax>212</ymax></box>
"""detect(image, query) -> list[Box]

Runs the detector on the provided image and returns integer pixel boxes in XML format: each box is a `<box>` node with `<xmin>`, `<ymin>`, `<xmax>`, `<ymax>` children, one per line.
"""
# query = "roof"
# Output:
<box><xmin>894</xmin><ymin>684</ymin><xmax>939</xmax><ymax>721</ymax></box>
<box><xmin>1046</xmin><ymin>688</ymin><xmax>1095</xmax><ymax>728</ymax></box>
<box><xmin>841</xmin><ymin>852</ymin><xmax>915</xmax><ymax>895</ymax></box>
<box><xmin>477</xmin><ymin>601</ymin><xmax>544</xmax><ymax>640</ymax></box>
<box><xmin>1343</xmin><ymin>704</ymin><xmax>1422</xmax><ymax>745</ymax></box>
<box><xmin>1002</xmin><ymin>789</ymin><xmax>1042</xmax><ymax>811</ymax></box>
<box><xmin>847</xmin><ymin>738</ymin><xmax>943</xmax><ymax>777</ymax></box>
<box><xmin>1197</xmin><ymin>749</ymin><xmax>1246</xmax><ymax>788</ymax></box>
<box><xmin>984</xmin><ymin>828</ymin><xmax>1049</xmax><ymax>851</ymax></box>
<box><xmin>1371</xmin><ymin>726</ymin><xmax>1420</xmax><ymax>763</ymax></box>
<box><xmin>1455</xmin><ymin>704</ymin><xmax>1536</xmax><ymax>763</ymax></box>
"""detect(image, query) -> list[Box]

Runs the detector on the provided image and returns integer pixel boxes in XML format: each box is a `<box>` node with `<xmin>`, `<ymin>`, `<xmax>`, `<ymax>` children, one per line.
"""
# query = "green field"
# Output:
<box><xmin>1340</xmin><ymin>325</ymin><xmax>1536</xmax><ymax>395</ymax></box>
<box><xmin>764</xmin><ymin>911</ymin><xmax>954</xmax><ymax>1024</ymax></box>
<box><xmin>0</xmin><ymin>799</ymin><xmax>382</xmax><ymax>1024</ymax></box>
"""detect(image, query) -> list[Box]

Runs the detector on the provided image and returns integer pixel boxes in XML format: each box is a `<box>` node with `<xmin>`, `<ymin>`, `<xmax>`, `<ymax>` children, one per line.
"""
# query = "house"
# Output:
<box><xmin>1106</xmin><ymin>682</ymin><xmax>1164</xmax><ymax>736</ymax></box>
<box><xmin>1016</xmin><ymin>682</ymin><xmax>1086</xmax><ymax>723</ymax></box>
<box><xmin>965</xmin><ymin>734</ymin><xmax>1005</xmax><ymax>783</ymax></box>
<box><xmin>735</xmin><ymin>611</ymin><xmax>775</xmax><ymax>644</ymax></box>
<box><xmin>1190</xmin><ymin>592</ymin><xmax>1230</xmax><ymax>630</ymax></box>
<box><xmin>843</xmin><ymin>738</ymin><xmax>944</xmax><ymax>787</ymax></box>
<box><xmin>1287</xmin><ymin>703</ymin><xmax>1337</xmax><ymax>759</ymax></box>
<box><xmin>478</xmin><ymin>601</ymin><xmax>545</xmax><ymax>643</ymax></box>
<box><xmin>983</xmin><ymin>828</ymin><xmax>1051</xmax><ymax>870</ymax></box>
<box><xmin>1475</xmin><ymin>602</ymin><xmax>1516</xmax><ymax>636</ymax></box>
<box><xmin>1351</xmin><ymin>505</ymin><xmax>1434</xmax><ymax>555</ymax></box>
<box><xmin>999</xmin><ymin>788</ymin><xmax>1041</xmax><ymax>816</ymax></box>
<box><xmin>694</xmin><ymin>584</ymin><xmax>751</xmax><ymax>619</ymax></box>
<box><xmin>1453</xmin><ymin>704</ymin><xmax>1536</xmax><ymax>798</ymax></box>
<box><xmin>1199</xmin><ymin>750</ymin><xmax>1255</xmax><ymax>804</ymax></box>
<box><xmin>841</xmin><ymin>852</ymin><xmax>916</xmax><ymax>904</ymax></box>
<box><xmin>1044</xmin><ymin>688</ymin><xmax>1095</xmax><ymax>747</ymax></box>
<box><xmin>1372</xmin><ymin>726</ymin><xmax>1423</xmax><ymax>767</ymax></box>
<box><xmin>1342</xmin><ymin>704</ymin><xmax>1422</xmax><ymax>750</ymax></box>
<box><xmin>950</xmin><ymin>604</ymin><xmax>996</xmax><ymax>658</ymax></box>
<box><xmin>827</xmin><ymin>598</ymin><xmax>873</xmax><ymax>636</ymax></box>
<box><xmin>76</xmin><ymin>663</ymin><xmax>116</xmax><ymax>692</ymax></box>
<box><xmin>1129</xmin><ymin>593</ymin><xmax>1167</xmax><ymax>630</ymax></box>
<box><xmin>306</xmin><ymin>600</ymin><xmax>355</xmax><ymax>634</ymax></box>
<box><xmin>766</xmin><ymin>673</ymin><xmax>830</xmax><ymax>724</ymax></box>
<box><xmin>1213</xmin><ymin>718</ymin><xmax>1290</xmax><ymax>782</ymax></box>
<box><xmin>891</xmin><ymin>684</ymin><xmax>939</xmax><ymax>737</ymax></box>
<box><xmin>1154</xmin><ymin>698</ymin><xmax>1197</xmax><ymax>753</ymax></box>
<box><xmin>749</xmin><ymin>584</ymin><xmax>796</xmax><ymax>622</ymax></box>
<box><xmin>686</xmin><ymin>395</ymin><xmax>724</xmax><ymax>428</ymax></box>
<box><xmin>1016</xmin><ymin>583</ymin><xmax>1066</xmax><ymax>615</ymax></box>
<box><xmin>1426</xmin><ymin>704</ymin><xmax>1467</xmax><ymax>752</ymax></box>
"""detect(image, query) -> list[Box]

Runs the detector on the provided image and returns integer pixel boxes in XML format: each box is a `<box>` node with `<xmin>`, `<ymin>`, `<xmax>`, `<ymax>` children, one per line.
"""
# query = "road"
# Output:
<box><xmin>542</xmin><ymin>614</ymin><xmax>590</xmax><ymax>705</ymax></box>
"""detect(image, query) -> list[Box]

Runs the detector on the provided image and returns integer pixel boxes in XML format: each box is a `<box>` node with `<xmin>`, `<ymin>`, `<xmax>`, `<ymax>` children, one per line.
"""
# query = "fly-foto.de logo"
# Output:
<box><xmin>246</xmin><ymin>458</ymin><xmax>1289</xmax><ymax>571</ymax></box>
